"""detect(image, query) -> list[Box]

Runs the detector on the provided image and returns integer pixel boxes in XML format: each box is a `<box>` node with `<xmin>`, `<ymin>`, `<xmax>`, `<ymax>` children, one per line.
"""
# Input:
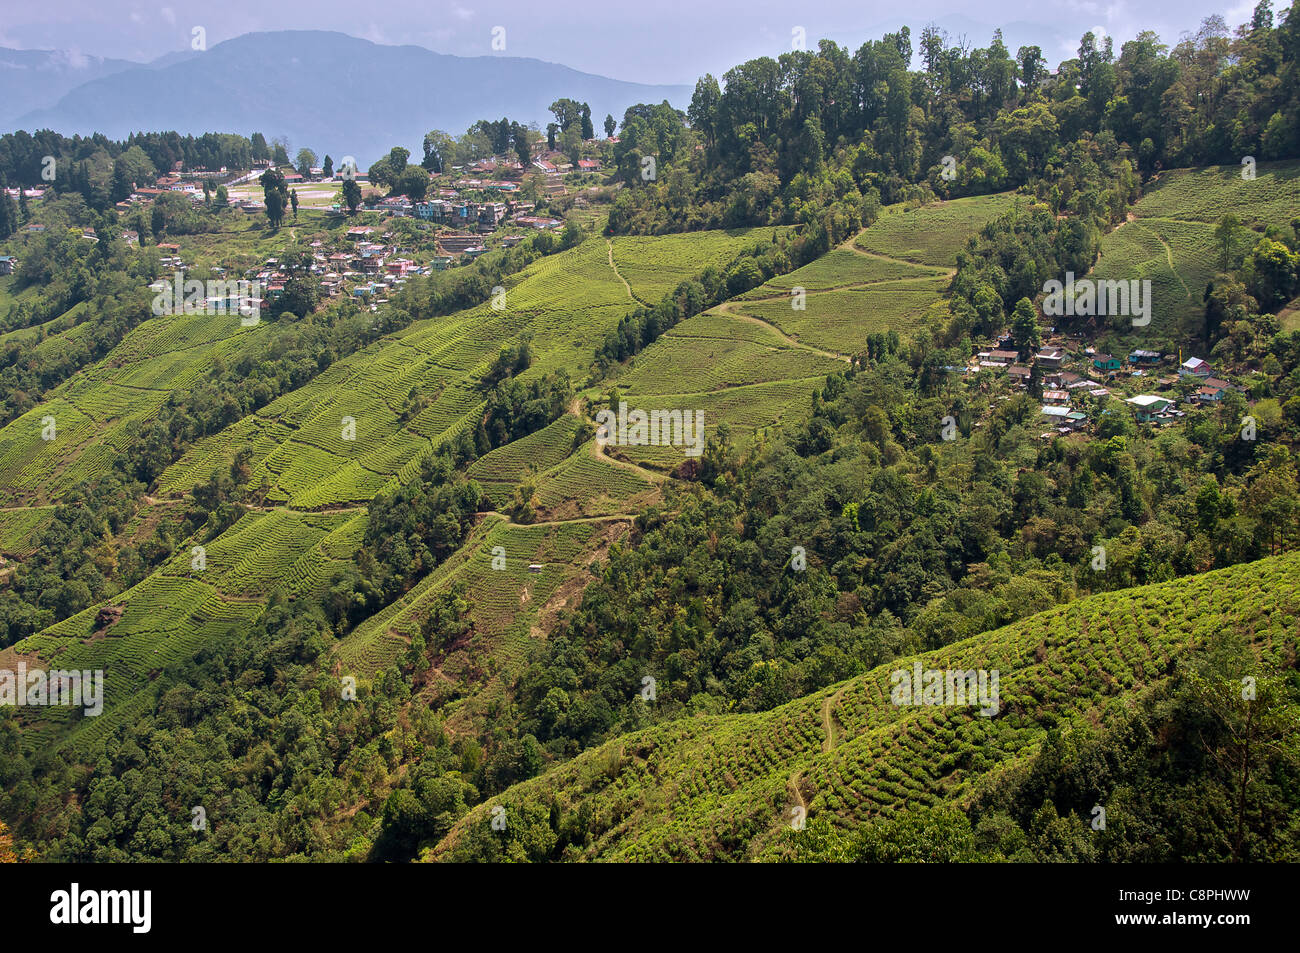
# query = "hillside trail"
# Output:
<box><xmin>821</xmin><ymin>686</ymin><xmax>846</xmax><ymax>753</ymax></box>
<box><xmin>712</xmin><ymin>301</ymin><xmax>850</xmax><ymax>363</ymax></box>
<box><xmin>1152</xmin><ymin>226</ymin><xmax>1193</xmax><ymax>302</ymax></box>
<box><xmin>786</xmin><ymin>771</ymin><xmax>808</xmax><ymax>817</ymax></box>
<box><xmin>606</xmin><ymin>238</ymin><xmax>641</xmax><ymax>303</ymax></box>
<box><xmin>728</xmin><ymin>272</ymin><xmax>945</xmax><ymax>303</ymax></box>
<box><xmin>782</xmin><ymin>686</ymin><xmax>846</xmax><ymax>826</ymax></box>
<box><xmin>838</xmin><ymin>234</ymin><xmax>958</xmax><ymax>279</ymax></box>
<box><xmin>478</xmin><ymin>509</ymin><xmax>638</xmax><ymax>528</ymax></box>
<box><xmin>565</xmin><ymin>394</ymin><xmax>670</xmax><ymax>485</ymax></box>
<box><xmin>589</xmin><ymin>435</ymin><xmax>668</xmax><ymax>484</ymax></box>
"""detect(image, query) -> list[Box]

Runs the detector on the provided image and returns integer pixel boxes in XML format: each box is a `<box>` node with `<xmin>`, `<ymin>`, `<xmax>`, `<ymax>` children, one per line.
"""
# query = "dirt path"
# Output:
<box><xmin>712</xmin><ymin>300</ymin><xmax>850</xmax><ymax>363</ymax></box>
<box><xmin>1152</xmin><ymin>228</ymin><xmax>1192</xmax><ymax>302</ymax></box>
<box><xmin>837</xmin><ymin>234</ymin><xmax>961</xmax><ymax>278</ymax></box>
<box><xmin>478</xmin><ymin>509</ymin><xmax>638</xmax><ymax>529</ymax></box>
<box><xmin>606</xmin><ymin>238</ymin><xmax>638</xmax><ymax>302</ymax></box>
<box><xmin>787</xmin><ymin>771</ymin><xmax>808</xmax><ymax>816</ymax></box>
<box><xmin>821</xmin><ymin>687</ymin><xmax>846</xmax><ymax>753</ymax></box>
<box><xmin>589</xmin><ymin>437</ymin><xmax>668</xmax><ymax>483</ymax></box>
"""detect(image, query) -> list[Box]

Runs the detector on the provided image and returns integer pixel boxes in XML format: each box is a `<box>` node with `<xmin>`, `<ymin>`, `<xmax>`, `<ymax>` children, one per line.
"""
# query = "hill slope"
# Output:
<box><xmin>427</xmin><ymin>551</ymin><xmax>1300</xmax><ymax>861</ymax></box>
<box><xmin>0</xmin><ymin>47</ymin><xmax>140</xmax><ymax>126</ymax></box>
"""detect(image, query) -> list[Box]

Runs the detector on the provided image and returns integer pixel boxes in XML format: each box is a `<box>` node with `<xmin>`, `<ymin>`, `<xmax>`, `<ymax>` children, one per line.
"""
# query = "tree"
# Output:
<box><xmin>422</xmin><ymin>131</ymin><xmax>455</xmax><ymax>173</ymax></box>
<box><xmin>688</xmin><ymin>74</ymin><xmax>721</xmax><ymax>151</ymax></box>
<box><xmin>1215</xmin><ymin>214</ymin><xmax>1243</xmax><ymax>270</ymax></box>
<box><xmin>387</xmin><ymin>146</ymin><xmax>410</xmax><ymax>170</ymax></box>
<box><xmin>342</xmin><ymin>178</ymin><xmax>362</xmax><ymax>214</ymax></box>
<box><xmin>1017</xmin><ymin>45</ymin><xmax>1046</xmax><ymax>90</ymax></box>
<box><xmin>1251</xmin><ymin>0</ymin><xmax>1274</xmax><ymax>32</ymax></box>
<box><xmin>290</xmin><ymin>188</ymin><xmax>299</xmax><ymax>220</ymax></box>
<box><xmin>1011</xmin><ymin>297</ymin><xmax>1043</xmax><ymax>354</ymax></box>
<box><xmin>549</xmin><ymin>98</ymin><xmax>586</xmax><ymax>131</ymax></box>
<box><xmin>512</xmin><ymin>124</ymin><xmax>532</xmax><ymax>166</ymax></box>
<box><xmin>259</xmin><ymin>167</ymin><xmax>288</xmax><ymax>228</ymax></box>
<box><xmin>368</xmin><ymin>146</ymin><xmax>413</xmax><ymax>189</ymax></box>
<box><xmin>1244</xmin><ymin>237</ymin><xmax>1299</xmax><ymax>309</ymax></box>
<box><xmin>0</xmin><ymin>188</ymin><xmax>16</xmax><ymax>240</ymax></box>
<box><xmin>580</xmin><ymin>103</ymin><xmax>594</xmax><ymax>140</ymax></box>
<box><xmin>214</xmin><ymin>184</ymin><xmax>228</xmax><ymax>208</ymax></box>
<box><xmin>295</xmin><ymin>148</ymin><xmax>317</xmax><ymax>178</ymax></box>
<box><xmin>604</xmin><ymin>113</ymin><xmax>616</xmax><ymax>138</ymax></box>
<box><xmin>392</xmin><ymin>165</ymin><xmax>431</xmax><ymax>201</ymax></box>
<box><xmin>546</xmin><ymin>123</ymin><xmax>559</xmax><ymax>151</ymax></box>
<box><xmin>323</xmin><ymin>154</ymin><xmax>334</xmax><ymax>178</ymax></box>
<box><xmin>271</xmin><ymin>138</ymin><xmax>291</xmax><ymax>167</ymax></box>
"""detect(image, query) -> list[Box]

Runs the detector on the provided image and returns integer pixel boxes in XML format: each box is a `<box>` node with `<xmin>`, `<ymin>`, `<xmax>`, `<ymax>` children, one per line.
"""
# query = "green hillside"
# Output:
<box><xmin>3</xmin><ymin>8</ymin><xmax>1300</xmax><ymax>868</ymax></box>
<box><xmin>428</xmin><ymin>551</ymin><xmax>1300</xmax><ymax>862</ymax></box>
<box><xmin>855</xmin><ymin>192</ymin><xmax>1022</xmax><ymax>267</ymax></box>
<box><xmin>1089</xmin><ymin>161</ymin><xmax>1300</xmax><ymax>346</ymax></box>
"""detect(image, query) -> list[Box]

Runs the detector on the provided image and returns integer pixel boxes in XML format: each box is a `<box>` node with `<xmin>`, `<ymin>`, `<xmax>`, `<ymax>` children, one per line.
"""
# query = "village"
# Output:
<box><xmin>0</xmin><ymin>160</ymin><xmax>1257</xmax><ymax>438</ymax></box>
<box><xmin>2</xmin><ymin>139</ymin><xmax>605</xmax><ymax>318</ymax></box>
<box><xmin>972</xmin><ymin>334</ymin><xmax>1245</xmax><ymax>437</ymax></box>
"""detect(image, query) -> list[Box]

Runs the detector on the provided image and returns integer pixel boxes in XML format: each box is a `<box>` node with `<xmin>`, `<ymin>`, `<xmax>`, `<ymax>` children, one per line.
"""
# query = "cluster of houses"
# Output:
<box><xmin>973</xmin><ymin>337</ymin><xmax>1243</xmax><ymax>436</ymax></box>
<box><xmin>241</xmin><ymin>225</ymin><xmax>499</xmax><ymax>309</ymax></box>
<box><xmin>365</xmin><ymin>186</ymin><xmax>561</xmax><ymax>234</ymax></box>
<box><xmin>2</xmin><ymin>186</ymin><xmax>48</xmax><ymax>202</ymax></box>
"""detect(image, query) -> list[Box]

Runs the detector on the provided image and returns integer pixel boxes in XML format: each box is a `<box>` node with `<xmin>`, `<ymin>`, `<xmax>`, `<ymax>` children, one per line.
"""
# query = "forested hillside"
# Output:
<box><xmin>1</xmin><ymin>5</ymin><xmax>1299</xmax><ymax>864</ymax></box>
<box><xmin>429</xmin><ymin>552</ymin><xmax>1300</xmax><ymax>862</ymax></box>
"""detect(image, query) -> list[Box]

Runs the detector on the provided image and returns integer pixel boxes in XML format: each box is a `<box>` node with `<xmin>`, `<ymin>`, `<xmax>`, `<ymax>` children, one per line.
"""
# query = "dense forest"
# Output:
<box><xmin>608</xmin><ymin>4</ymin><xmax>1300</xmax><ymax>233</ymax></box>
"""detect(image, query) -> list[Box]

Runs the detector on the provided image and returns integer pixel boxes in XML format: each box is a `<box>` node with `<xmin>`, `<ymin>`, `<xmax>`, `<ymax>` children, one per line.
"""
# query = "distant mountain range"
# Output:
<box><xmin>0</xmin><ymin>47</ymin><xmax>141</xmax><ymax>127</ymax></box>
<box><xmin>4</xmin><ymin>31</ymin><xmax>692</xmax><ymax>165</ymax></box>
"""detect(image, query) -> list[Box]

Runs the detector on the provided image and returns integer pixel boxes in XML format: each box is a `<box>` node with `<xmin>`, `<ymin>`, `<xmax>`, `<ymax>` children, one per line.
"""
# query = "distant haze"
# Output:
<box><xmin>7</xmin><ymin>31</ymin><xmax>692</xmax><ymax>166</ymax></box>
<box><xmin>0</xmin><ymin>0</ymin><xmax>1274</xmax><ymax>87</ymax></box>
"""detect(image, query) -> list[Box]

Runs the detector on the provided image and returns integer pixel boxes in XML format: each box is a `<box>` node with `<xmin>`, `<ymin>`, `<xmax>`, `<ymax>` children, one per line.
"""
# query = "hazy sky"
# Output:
<box><xmin>0</xmin><ymin>0</ymin><xmax>1277</xmax><ymax>85</ymax></box>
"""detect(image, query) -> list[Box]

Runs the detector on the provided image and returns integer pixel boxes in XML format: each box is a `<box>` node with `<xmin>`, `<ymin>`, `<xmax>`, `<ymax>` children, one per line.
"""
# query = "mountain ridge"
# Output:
<box><xmin>7</xmin><ymin>30</ymin><xmax>691</xmax><ymax>166</ymax></box>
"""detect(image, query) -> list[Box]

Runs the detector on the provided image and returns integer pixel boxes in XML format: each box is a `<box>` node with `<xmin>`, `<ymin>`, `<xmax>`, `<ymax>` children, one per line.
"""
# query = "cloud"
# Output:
<box><xmin>453</xmin><ymin>6</ymin><xmax>475</xmax><ymax>21</ymax></box>
<box><xmin>1225</xmin><ymin>1</ymin><xmax>1256</xmax><ymax>26</ymax></box>
<box><xmin>160</xmin><ymin>6</ymin><xmax>176</xmax><ymax>26</ymax></box>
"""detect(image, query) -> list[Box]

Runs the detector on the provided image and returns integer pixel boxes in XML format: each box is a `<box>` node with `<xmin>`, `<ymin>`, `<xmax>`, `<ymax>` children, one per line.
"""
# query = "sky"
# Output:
<box><xmin>0</xmin><ymin>0</ymin><xmax>1280</xmax><ymax>85</ymax></box>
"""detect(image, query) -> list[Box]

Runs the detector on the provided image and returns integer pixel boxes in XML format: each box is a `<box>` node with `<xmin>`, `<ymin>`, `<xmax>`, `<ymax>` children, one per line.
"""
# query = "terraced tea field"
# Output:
<box><xmin>1133</xmin><ymin>160</ymin><xmax>1300</xmax><ymax>228</ymax></box>
<box><xmin>613</xmin><ymin>320</ymin><xmax>843</xmax><ymax>391</ymax></box>
<box><xmin>1091</xmin><ymin>160</ymin><xmax>1300</xmax><ymax>345</ymax></box>
<box><xmin>0</xmin><ymin>306</ymin><xmax>273</xmax><ymax>504</ymax></box>
<box><xmin>726</xmin><ymin>275</ymin><xmax>951</xmax><ymax>355</ymax></box>
<box><xmin>855</xmin><ymin>192</ymin><xmax>1021</xmax><ymax>267</ymax></box>
<box><xmin>428</xmin><ymin>550</ymin><xmax>1300</xmax><ymax>862</ymax></box>
<box><xmin>5</xmin><ymin>224</ymin><xmax>795</xmax><ymax>746</ymax></box>
<box><xmin>609</xmin><ymin>229</ymin><xmax>793</xmax><ymax>301</ymax></box>
<box><xmin>735</xmin><ymin>247</ymin><xmax>946</xmax><ymax>298</ymax></box>
<box><xmin>335</xmin><ymin>512</ymin><xmax>633</xmax><ymax>733</ymax></box>
<box><xmin>0</xmin><ymin>505</ymin><xmax>57</xmax><ymax>557</ymax></box>
<box><xmin>156</xmin><ymin>230</ymin><xmax>769</xmax><ymax>511</ymax></box>
<box><xmin>9</xmin><ymin>507</ymin><xmax>364</xmax><ymax>755</ymax></box>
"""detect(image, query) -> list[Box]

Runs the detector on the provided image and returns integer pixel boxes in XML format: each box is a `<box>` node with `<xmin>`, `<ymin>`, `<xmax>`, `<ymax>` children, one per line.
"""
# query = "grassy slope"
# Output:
<box><xmin>428</xmin><ymin>550</ymin><xmax>1300</xmax><ymax>861</ymax></box>
<box><xmin>854</xmin><ymin>192</ymin><xmax>1022</xmax><ymax>267</ymax></box>
<box><xmin>4</xmin><ymin>226</ymin><xmax>772</xmax><ymax>749</ymax></box>
<box><xmin>1091</xmin><ymin>160</ymin><xmax>1300</xmax><ymax>347</ymax></box>
<box><xmin>11</xmin><ymin>173</ymin><xmax>1286</xmax><ymax>772</ymax></box>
